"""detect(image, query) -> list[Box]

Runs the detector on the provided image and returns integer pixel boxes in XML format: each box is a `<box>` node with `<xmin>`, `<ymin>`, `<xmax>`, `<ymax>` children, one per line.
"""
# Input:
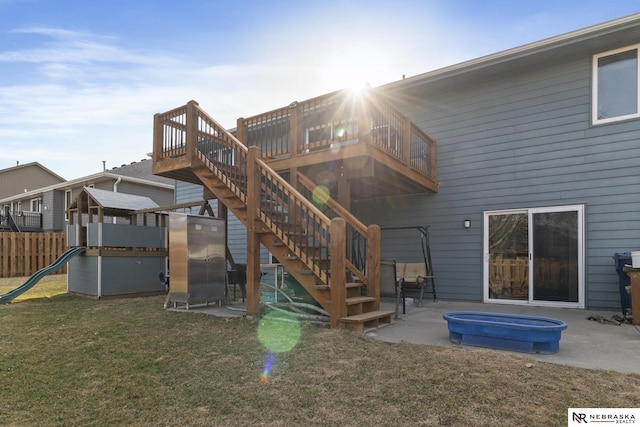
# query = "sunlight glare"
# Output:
<box><xmin>257</xmin><ymin>310</ymin><xmax>301</xmax><ymax>353</ymax></box>
<box><xmin>312</xmin><ymin>185</ymin><xmax>331</xmax><ymax>207</ymax></box>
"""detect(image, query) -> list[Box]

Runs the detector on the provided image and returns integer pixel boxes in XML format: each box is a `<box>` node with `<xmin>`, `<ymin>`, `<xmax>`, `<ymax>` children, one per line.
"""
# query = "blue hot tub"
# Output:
<box><xmin>443</xmin><ymin>311</ymin><xmax>568</xmax><ymax>354</ymax></box>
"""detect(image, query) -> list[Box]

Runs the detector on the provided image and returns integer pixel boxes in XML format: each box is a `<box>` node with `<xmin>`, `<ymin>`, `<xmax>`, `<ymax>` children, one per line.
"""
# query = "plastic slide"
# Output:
<box><xmin>0</xmin><ymin>246</ymin><xmax>86</xmax><ymax>304</ymax></box>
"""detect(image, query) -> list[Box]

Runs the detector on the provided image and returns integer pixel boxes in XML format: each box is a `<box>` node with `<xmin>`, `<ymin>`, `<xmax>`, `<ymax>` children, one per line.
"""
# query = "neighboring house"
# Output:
<box><xmin>0</xmin><ymin>159</ymin><xmax>175</xmax><ymax>232</ymax></box>
<box><xmin>156</xmin><ymin>13</ymin><xmax>640</xmax><ymax>327</ymax></box>
<box><xmin>0</xmin><ymin>161</ymin><xmax>65</xmax><ymax>202</ymax></box>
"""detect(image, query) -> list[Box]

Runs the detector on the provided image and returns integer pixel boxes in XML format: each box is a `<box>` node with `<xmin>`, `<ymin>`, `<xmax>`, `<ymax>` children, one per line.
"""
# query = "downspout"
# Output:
<box><xmin>112</xmin><ymin>177</ymin><xmax>122</xmax><ymax>224</ymax></box>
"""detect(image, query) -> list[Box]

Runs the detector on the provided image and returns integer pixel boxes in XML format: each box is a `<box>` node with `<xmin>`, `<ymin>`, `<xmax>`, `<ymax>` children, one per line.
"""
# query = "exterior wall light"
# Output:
<box><xmin>464</xmin><ymin>220</ymin><xmax>471</xmax><ymax>229</ymax></box>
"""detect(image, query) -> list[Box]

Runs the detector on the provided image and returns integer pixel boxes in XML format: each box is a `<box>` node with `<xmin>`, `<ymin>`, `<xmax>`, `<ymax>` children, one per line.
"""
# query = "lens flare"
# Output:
<box><xmin>312</xmin><ymin>185</ymin><xmax>330</xmax><ymax>207</ymax></box>
<box><xmin>261</xmin><ymin>352</ymin><xmax>275</xmax><ymax>383</ymax></box>
<box><xmin>257</xmin><ymin>310</ymin><xmax>301</xmax><ymax>353</ymax></box>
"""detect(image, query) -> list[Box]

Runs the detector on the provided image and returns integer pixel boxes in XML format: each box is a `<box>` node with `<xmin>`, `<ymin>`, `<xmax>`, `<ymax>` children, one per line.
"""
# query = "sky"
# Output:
<box><xmin>1</xmin><ymin>0</ymin><xmax>640</xmax><ymax>181</ymax></box>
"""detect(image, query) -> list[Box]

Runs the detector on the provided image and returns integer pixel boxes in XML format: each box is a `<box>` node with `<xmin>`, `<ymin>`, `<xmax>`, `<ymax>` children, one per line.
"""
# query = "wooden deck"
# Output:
<box><xmin>152</xmin><ymin>88</ymin><xmax>438</xmax><ymax>330</ymax></box>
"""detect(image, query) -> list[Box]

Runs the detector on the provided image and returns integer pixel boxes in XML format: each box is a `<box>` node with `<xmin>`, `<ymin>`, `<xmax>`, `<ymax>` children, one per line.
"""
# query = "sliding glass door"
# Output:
<box><xmin>484</xmin><ymin>205</ymin><xmax>584</xmax><ymax>308</ymax></box>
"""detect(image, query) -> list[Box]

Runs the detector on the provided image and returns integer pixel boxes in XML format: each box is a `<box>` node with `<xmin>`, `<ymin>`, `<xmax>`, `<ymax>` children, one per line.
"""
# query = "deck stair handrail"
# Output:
<box><xmin>192</xmin><ymin>103</ymin><xmax>335</xmax><ymax>283</ymax></box>
<box><xmin>295</xmin><ymin>172</ymin><xmax>377</xmax><ymax>293</ymax></box>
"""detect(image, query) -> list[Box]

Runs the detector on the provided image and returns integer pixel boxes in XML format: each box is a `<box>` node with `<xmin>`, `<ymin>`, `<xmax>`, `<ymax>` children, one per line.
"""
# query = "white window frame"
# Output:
<box><xmin>483</xmin><ymin>205</ymin><xmax>585</xmax><ymax>309</ymax></box>
<box><xmin>65</xmin><ymin>190</ymin><xmax>72</xmax><ymax>221</ymax></box>
<box><xmin>30</xmin><ymin>198</ymin><xmax>42</xmax><ymax>213</ymax></box>
<box><xmin>592</xmin><ymin>44</ymin><xmax>640</xmax><ymax>125</ymax></box>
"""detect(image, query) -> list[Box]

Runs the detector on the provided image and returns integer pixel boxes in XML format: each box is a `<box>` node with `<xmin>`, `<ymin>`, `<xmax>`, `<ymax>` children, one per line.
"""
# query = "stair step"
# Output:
<box><xmin>226</xmin><ymin>202</ymin><xmax>247</xmax><ymax>210</ymax></box>
<box><xmin>346</xmin><ymin>296</ymin><xmax>376</xmax><ymax>305</ymax></box>
<box><xmin>341</xmin><ymin>310</ymin><xmax>394</xmax><ymax>332</ymax></box>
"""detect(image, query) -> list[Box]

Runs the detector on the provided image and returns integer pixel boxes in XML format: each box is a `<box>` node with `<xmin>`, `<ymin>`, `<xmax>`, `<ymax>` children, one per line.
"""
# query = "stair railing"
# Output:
<box><xmin>296</xmin><ymin>172</ymin><xmax>381</xmax><ymax>305</ymax></box>
<box><xmin>183</xmin><ymin>101</ymin><xmax>339</xmax><ymax>290</ymax></box>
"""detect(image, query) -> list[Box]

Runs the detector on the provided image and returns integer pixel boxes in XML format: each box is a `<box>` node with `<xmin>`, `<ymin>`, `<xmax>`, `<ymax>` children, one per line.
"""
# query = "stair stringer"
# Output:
<box><xmin>191</xmin><ymin>162</ymin><xmax>333</xmax><ymax>312</ymax></box>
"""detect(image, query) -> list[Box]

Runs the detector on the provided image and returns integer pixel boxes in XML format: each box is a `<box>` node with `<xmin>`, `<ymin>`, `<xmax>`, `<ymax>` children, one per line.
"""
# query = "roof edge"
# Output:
<box><xmin>0</xmin><ymin>172</ymin><xmax>173</xmax><ymax>204</ymax></box>
<box><xmin>381</xmin><ymin>12</ymin><xmax>640</xmax><ymax>90</ymax></box>
<box><xmin>0</xmin><ymin>161</ymin><xmax>66</xmax><ymax>182</ymax></box>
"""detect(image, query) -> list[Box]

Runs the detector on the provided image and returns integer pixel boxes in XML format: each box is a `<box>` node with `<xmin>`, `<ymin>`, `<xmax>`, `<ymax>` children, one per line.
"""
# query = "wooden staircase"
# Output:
<box><xmin>154</xmin><ymin>101</ymin><xmax>394</xmax><ymax>330</ymax></box>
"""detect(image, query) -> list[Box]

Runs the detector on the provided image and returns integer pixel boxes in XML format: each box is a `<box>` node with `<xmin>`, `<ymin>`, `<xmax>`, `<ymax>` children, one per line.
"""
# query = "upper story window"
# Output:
<box><xmin>593</xmin><ymin>45</ymin><xmax>640</xmax><ymax>125</ymax></box>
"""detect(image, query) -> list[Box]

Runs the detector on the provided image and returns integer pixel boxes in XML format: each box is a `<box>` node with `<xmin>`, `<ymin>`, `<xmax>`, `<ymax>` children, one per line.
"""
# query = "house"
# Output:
<box><xmin>0</xmin><ymin>162</ymin><xmax>65</xmax><ymax>200</ymax></box>
<box><xmin>366</xmin><ymin>13</ymin><xmax>640</xmax><ymax>312</ymax></box>
<box><xmin>0</xmin><ymin>162</ymin><xmax>66</xmax><ymax>229</ymax></box>
<box><xmin>154</xmin><ymin>13</ymin><xmax>640</xmax><ymax>328</ymax></box>
<box><xmin>0</xmin><ymin>159</ymin><xmax>175</xmax><ymax>232</ymax></box>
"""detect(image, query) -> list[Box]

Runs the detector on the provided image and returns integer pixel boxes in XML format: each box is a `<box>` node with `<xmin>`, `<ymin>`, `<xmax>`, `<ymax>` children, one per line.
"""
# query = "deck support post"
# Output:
<box><xmin>245</xmin><ymin>146</ymin><xmax>263</xmax><ymax>318</ymax></box>
<box><xmin>366</xmin><ymin>224</ymin><xmax>381</xmax><ymax>310</ymax></box>
<box><xmin>329</xmin><ymin>217</ymin><xmax>347</xmax><ymax>329</ymax></box>
<box><xmin>185</xmin><ymin>100</ymin><xmax>199</xmax><ymax>163</ymax></box>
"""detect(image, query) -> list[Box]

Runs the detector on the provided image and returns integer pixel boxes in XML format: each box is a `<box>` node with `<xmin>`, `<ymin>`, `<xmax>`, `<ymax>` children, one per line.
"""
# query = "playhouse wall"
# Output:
<box><xmin>68</xmin><ymin>255</ymin><xmax>99</xmax><ymax>295</ymax></box>
<box><xmin>68</xmin><ymin>255</ymin><xmax>165</xmax><ymax>296</ymax></box>
<box><xmin>87</xmin><ymin>223</ymin><xmax>166</xmax><ymax>248</ymax></box>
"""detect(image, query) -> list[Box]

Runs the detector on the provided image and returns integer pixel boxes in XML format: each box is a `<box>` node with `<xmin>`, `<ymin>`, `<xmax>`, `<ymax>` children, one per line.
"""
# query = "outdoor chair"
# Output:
<box><xmin>227</xmin><ymin>264</ymin><xmax>247</xmax><ymax>302</ymax></box>
<box><xmin>395</xmin><ymin>262</ymin><xmax>436</xmax><ymax>308</ymax></box>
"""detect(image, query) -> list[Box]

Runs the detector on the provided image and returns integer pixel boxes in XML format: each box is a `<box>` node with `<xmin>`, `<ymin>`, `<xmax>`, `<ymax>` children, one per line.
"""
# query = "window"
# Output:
<box><xmin>30</xmin><ymin>198</ymin><xmax>42</xmax><ymax>212</ymax></box>
<box><xmin>593</xmin><ymin>44</ymin><xmax>640</xmax><ymax>124</ymax></box>
<box><xmin>65</xmin><ymin>190</ymin><xmax>72</xmax><ymax>221</ymax></box>
<box><xmin>483</xmin><ymin>205</ymin><xmax>584</xmax><ymax>308</ymax></box>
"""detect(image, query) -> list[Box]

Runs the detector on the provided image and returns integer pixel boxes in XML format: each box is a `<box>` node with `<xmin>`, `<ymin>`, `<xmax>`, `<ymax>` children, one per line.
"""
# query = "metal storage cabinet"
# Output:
<box><xmin>169</xmin><ymin>213</ymin><xmax>226</xmax><ymax>306</ymax></box>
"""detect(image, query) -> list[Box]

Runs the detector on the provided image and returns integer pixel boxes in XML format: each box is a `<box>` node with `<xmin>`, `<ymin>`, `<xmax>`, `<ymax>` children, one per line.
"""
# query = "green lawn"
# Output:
<box><xmin>0</xmin><ymin>274</ymin><xmax>68</xmax><ymax>302</ymax></box>
<box><xmin>0</xmin><ymin>277</ymin><xmax>639</xmax><ymax>426</ymax></box>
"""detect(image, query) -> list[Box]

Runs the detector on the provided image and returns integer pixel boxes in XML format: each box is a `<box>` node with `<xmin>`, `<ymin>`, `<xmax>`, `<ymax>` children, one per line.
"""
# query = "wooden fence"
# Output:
<box><xmin>488</xmin><ymin>256</ymin><xmax>570</xmax><ymax>299</ymax></box>
<box><xmin>488</xmin><ymin>255</ymin><xmax>528</xmax><ymax>298</ymax></box>
<box><xmin>0</xmin><ymin>232</ymin><xmax>67</xmax><ymax>278</ymax></box>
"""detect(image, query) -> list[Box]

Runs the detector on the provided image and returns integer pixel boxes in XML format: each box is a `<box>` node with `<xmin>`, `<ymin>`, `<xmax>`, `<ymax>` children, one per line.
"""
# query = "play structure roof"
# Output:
<box><xmin>84</xmin><ymin>187</ymin><xmax>159</xmax><ymax>211</ymax></box>
<box><xmin>68</xmin><ymin>187</ymin><xmax>160</xmax><ymax>219</ymax></box>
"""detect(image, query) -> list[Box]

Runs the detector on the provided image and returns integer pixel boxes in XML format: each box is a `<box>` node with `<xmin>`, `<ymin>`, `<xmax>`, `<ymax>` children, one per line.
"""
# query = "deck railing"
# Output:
<box><xmin>156</xmin><ymin>104</ymin><xmax>188</xmax><ymax>158</ymax></box>
<box><xmin>236</xmin><ymin>88</ymin><xmax>436</xmax><ymax>180</ymax></box>
<box><xmin>0</xmin><ymin>211</ymin><xmax>43</xmax><ymax>232</ymax></box>
<box><xmin>296</xmin><ymin>172</ymin><xmax>379</xmax><ymax>300</ymax></box>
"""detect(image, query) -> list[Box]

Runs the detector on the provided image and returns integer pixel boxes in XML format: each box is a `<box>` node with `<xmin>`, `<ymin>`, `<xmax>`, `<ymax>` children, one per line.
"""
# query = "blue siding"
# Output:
<box><xmin>174</xmin><ymin>181</ymin><xmax>269</xmax><ymax>264</ymax></box>
<box><xmin>356</xmin><ymin>54</ymin><xmax>640</xmax><ymax>310</ymax></box>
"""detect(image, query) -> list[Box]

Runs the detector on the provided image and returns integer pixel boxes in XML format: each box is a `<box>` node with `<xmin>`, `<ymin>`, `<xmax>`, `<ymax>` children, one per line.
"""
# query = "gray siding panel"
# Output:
<box><xmin>358</xmin><ymin>54</ymin><xmax>640</xmax><ymax>310</ymax></box>
<box><xmin>116</xmin><ymin>181</ymin><xmax>173</xmax><ymax>207</ymax></box>
<box><xmin>174</xmin><ymin>182</ymin><xmax>268</xmax><ymax>265</ymax></box>
<box><xmin>175</xmin><ymin>181</ymin><xmax>203</xmax><ymax>204</ymax></box>
<box><xmin>87</xmin><ymin>223</ymin><xmax>166</xmax><ymax>248</ymax></box>
<box><xmin>68</xmin><ymin>255</ymin><xmax>165</xmax><ymax>296</ymax></box>
<box><xmin>42</xmin><ymin>190</ymin><xmax>54</xmax><ymax>231</ymax></box>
